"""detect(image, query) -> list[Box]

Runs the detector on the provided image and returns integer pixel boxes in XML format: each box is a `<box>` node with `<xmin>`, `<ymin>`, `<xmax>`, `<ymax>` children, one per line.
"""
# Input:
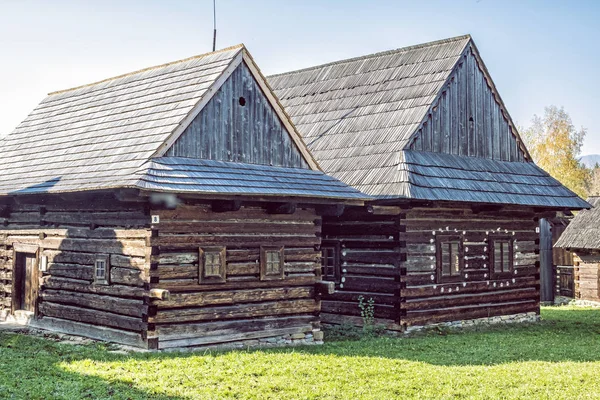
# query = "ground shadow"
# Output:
<box><xmin>0</xmin><ymin>332</ymin><xmax>181</xmax><ymax>399</ymax></box>
<box><xmin>1</xmin><ymin>307</ymin><xmax>599</xmax><ymax>398</ymax></box>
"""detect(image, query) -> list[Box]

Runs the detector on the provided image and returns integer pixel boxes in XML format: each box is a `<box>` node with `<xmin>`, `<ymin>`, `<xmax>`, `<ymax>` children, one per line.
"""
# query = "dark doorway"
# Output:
<box><xmin>13</xmin><ymin>252</ymin><xmax>38</xmax><ymax>313</ymax></box>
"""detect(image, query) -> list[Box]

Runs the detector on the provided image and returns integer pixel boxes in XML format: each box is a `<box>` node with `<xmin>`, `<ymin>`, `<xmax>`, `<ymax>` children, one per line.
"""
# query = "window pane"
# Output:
<box><xmin>493</xmin><ymin>241</ymin><xmax>510</xmax><ymax>273</ymax></box>
<box><xmin>440</xmin><ymin>240</ymin><xmax>461</xmax><ymax>278</ymax></box>
<box><xmin>265</xmin><ymin>251</ymin><xmax>281</xmax><ymax>275</ymax></box>
<box><xmin>441</xmin><ymin>243</ymin><xmax>451</xmax><ymax>276</ymax></box>
<box><xmin>451</xmin><ymin>243</ymin><xmax>459</xmax><ymax>275</ymax></box>
<box><xmin>494</xmin><ymin>244</ymin><xmax>503</xmax><ymax>273</ymax></box>
<box><xmin>205</xmin><ymin>252</ymin><xmax>222</xmax><ymax>277</ymax></box>
<box><xmin>502</xmin><ymin>243</ymin><xmax>510</xmax><ymax>272</ymax></box>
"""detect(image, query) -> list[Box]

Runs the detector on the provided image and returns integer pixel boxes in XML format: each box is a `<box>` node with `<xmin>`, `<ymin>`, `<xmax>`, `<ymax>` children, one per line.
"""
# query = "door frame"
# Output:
<box><xmin>11</xmin><ymin>243</ymin><xmax>40</xmax><ymax>316</ymax></box>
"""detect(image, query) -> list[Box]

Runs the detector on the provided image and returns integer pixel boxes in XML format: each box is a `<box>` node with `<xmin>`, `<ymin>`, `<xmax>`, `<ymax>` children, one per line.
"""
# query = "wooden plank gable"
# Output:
<box><xmin>166</xmin><ymin>62</ymin><xmax>309</xmax><ymax>168</ymax></box>
<box><xmin>409</xmin><ymin>45</ymin><xmax>529</xmax><ymax>162</ymax></box>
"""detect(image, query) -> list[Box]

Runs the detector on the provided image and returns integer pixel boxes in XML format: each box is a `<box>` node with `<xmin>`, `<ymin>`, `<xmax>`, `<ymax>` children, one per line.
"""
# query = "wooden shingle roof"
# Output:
<box><xmin>0</xmin><ymin>46</ymin><xmax>366</xmax><ymax>201</ymax></box>
<box><xmin>269</xmin><ymin>35</ymin><xmax>588</xmax><ymax>209</ymax></box>
<box><xmin>555</xmin><ymin>197</ymin><xmax>600</xmax><ymax>250</ymax></box>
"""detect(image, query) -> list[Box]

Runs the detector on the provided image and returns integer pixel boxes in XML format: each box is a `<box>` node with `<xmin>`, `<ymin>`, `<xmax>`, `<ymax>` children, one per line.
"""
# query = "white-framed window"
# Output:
<box><xmin>94</xmin><ymin>255</ymin><xmax>110</xmax><ymax>285</ymax></box>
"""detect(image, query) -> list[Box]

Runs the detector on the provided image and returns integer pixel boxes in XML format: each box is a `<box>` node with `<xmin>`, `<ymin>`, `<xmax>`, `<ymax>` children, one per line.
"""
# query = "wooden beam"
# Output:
<box><xmin>149</xmin><ymin>288</ymin><xmax>170</xmax><ymax>301</ymax></box>
<box><xmin>211</xmin><ymin>200</ymin><xmax>242</xmax><ymax>213</ymax></box>
<box><xmin>266</xmin><ymin>202</ymin><xmax>297</xmax><ymax>215</ymax></box>
<box><xmin>316</xmin><ymin>281</ymin><xmax>335</xmax><ymax>295</ymax></box>
<box><xmin>471</xmin><ymin>204</ymin><xmax>503</xmax><ymax>214</ymax></box>
<box><xmin>316</xmin><ymin>204</ymin><xmax>345</xmax><ymax>217</ymax></box>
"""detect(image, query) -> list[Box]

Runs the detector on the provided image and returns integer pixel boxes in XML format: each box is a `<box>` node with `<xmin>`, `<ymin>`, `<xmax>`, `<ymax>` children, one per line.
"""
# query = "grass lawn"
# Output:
<box><xmin>1</xmin><ymin>306</ymin><xmax>599</xmax><ymax>399</ymax></box>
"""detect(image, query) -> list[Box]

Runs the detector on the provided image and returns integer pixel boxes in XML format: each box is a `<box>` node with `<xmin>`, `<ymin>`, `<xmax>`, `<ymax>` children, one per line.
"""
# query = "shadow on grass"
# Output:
<box><xmin>1</xmin><ymin>306</ymin><xmax>599</xmax><ymax>398</ymax></box>
<box><xmin>0</xmin><ymin>333</ymin><xmax>182</xmax><ymax>399</ymax></box>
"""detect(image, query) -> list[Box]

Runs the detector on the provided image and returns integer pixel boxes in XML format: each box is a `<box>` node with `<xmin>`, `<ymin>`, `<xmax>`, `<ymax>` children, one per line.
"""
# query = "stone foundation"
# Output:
<box><xmin>571</xmin><ymin>299</ymin><xmax>600</xmax><ymax>308</ymax></box>
<box><xmin>403</xmin><ymin>312</ymin><xmax>540</xmax><ymax>334</ymax></box>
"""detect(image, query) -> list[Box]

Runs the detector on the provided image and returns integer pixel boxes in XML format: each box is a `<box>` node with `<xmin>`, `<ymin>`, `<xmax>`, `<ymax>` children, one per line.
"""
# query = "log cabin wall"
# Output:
<box><xmin>0</xmin><ymin>193</ymin><xmax>151</xmax><ymax>347</ymax></box>
<box><xmin>148</xmin><ymin>202</ymin><xmax>322</xmax><ymax>349</ymax></box>
<box><xmin>319</xmin><ymin>206</ymin><xmax>404</xmax><ymax>331</ymax></box>
<box><xmin>402</xmin><ymin>203</ymin><xmax>541</xmax><ymax>327</ymax></box>
<box><xmin>573</xmin><ymin>252</ymin><xmax>600</xmax><ymax>302</ymax></box>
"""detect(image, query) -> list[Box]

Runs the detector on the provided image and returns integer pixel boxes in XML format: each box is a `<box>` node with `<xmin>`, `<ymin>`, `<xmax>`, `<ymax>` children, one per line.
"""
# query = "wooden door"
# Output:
<box><xmin>13</xmin><ymin>252</ymin><xmax>38</xmax><ymax>313</ymax></box>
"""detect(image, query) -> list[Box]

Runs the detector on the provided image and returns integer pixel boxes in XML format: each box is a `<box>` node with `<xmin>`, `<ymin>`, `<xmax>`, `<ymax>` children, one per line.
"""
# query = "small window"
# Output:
<box><xmin>490</xmin><ymin>238</ymin><xmax>513</xmax><ymax>276</ymax></box>
<box><xmin>321</xmin><ymin>242</ymin><xmax>340</xmax><ymax>283</ymax></box>
<box><xmin>260</xmin><ymin>246</ymin><xmax>284</xmax><ymax>281</ymax></box>
<box><xmin>94</xmin><ymin>256</ymin><xmax>110</xmax><ymax>285</ymax></box>
<box><xmin>436</xmin><ymin>235</ymin><xmax>463</xmax><ymax>283</ymax></box>
<box><xmin>199</xmin><ymin>247</ymin><xmax>226</xmax><ymax>283</ymax></box>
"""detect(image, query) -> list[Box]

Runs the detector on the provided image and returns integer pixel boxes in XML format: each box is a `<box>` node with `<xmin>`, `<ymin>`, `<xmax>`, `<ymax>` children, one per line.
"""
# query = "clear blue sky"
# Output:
<box><xmin>1</xmin><ymin>0</ymin><xmax>599</xmax><ymax>154</ymax></box>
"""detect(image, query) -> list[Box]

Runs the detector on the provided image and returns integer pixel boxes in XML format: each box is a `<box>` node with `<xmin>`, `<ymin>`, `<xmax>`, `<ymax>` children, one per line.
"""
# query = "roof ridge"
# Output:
<box><xmin>268</xmin><ymin>35</ymin><xmax>471</xmax><ymax>78</ymax></box>
<box><xmin>49</xmin><ymin>44</ymin><xmax>246</xmax><ymax>96</ymax></box>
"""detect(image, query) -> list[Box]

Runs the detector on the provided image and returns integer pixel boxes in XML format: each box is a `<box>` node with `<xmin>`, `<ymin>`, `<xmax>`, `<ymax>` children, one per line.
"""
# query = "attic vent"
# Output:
<box><xmin>238</xmin><ymin>97</ymin><xmax>246</xmax><ymax>107</ymax></box>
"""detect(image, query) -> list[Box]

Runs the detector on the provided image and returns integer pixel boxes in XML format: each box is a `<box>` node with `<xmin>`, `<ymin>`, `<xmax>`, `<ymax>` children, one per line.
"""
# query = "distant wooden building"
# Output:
<box><xmin>555</xmin><ymin>197</ymin><xmax>600</xmax><ymax>303</ymax></box>
<box><xmin>269</xmin><ymin>35</ymin><xmax>589</xmax><ymax>330</ymax></box>
<box><xmin>0</xmin><ymin>45</ymin><xmax>367</xmax><ymax>349</ymax></box>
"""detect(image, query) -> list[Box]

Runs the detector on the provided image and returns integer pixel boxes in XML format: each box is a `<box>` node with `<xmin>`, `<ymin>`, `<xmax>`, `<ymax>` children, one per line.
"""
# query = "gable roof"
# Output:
<box><xmin>269</xmin><ymin>35</ymin><xmax>587</xmax><ymax>209</ymax></box>
<box><xmin>0</xmin><ymin>45</ymin><xmax>369</xmax><ymax>201</ymax></box>
<box><xmin>555</xmin><ymin>197</ymin><xmax>600</xmax><ymax>250</ymax></box>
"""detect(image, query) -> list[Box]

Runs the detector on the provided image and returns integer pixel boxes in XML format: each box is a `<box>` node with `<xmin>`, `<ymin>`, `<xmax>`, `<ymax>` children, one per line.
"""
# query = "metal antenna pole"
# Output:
<box><xmin>212</xmin><ymin>0</ymin><xmax>217</xmax><ymax>51</ymax></box>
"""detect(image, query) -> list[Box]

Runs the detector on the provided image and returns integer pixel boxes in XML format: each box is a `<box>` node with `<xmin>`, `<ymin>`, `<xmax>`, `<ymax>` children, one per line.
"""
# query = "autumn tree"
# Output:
<box><xmin>589</xmin><ymin>163</ymin><xmax>600</xmax><ymax>196</ymax></box>
<box><xmin>522</xmin><ymin>105</ymin><xmax>590</xmax><ymax>198</ymax></box>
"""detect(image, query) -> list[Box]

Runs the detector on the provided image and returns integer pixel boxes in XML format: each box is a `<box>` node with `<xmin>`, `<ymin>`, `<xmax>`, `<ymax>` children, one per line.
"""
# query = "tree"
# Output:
<box><xmin>521</xmin><ymin>106</ymin><xmax>590</xmax><ymax>199</ymax></box>
<box><xmin>589</xmin><ymin>163</ymin><xmax>600</xmax><ymax>196</ymax></box>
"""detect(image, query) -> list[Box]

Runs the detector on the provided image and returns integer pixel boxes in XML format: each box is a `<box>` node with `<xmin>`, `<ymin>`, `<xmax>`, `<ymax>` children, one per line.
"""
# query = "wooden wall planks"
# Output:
<box><xmin>319</xmin><ymin>207</ymin><xmax>404</xmax><ymax>329</ymax></box>
<box><xmin>410</xmin><ymin>47</ymin><xmax>526</xmax><ymax>162</ymax></box>
<box><xmin>150</xmin><ymin>203</ymin><xmax>321</xmax><ymax>349</ymax></box>
<box><xmin>167</xmin><ymin>62</ymin><xmax>309</xmax><ymax>169</ymax></box>
<box><xmin>402</xmin><ymin>204</ymin><xmax>540</xmax><ymax>326</ymax></box>
<box><xmin>0</xmin><ymin>193</ymin><xmax>151</xmax><ymax>347</ymax></box>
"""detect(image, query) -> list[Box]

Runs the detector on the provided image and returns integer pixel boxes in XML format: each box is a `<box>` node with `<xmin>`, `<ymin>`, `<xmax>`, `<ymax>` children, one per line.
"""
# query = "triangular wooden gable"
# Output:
<box><xmin>156</xmin><ymin>49</ymin><xmax>319</xmax><ymax>170</ymax></box>
<box><xmin>408</xmin><ymin>42</ymin><xmax>531</xmax><ymax>162</ymax></box>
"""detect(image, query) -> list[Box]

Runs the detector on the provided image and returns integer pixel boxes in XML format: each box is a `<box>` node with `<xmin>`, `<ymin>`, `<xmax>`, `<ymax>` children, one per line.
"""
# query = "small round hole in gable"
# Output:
<box><xmin>238</xmin><ymin>97</ymin><xmax>246</xmax><ymax>106</ymax></box>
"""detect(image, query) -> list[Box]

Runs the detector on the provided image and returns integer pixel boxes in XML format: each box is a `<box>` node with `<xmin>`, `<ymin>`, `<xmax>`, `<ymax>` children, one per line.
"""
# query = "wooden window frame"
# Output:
<box><xmin>489</xmin><ymin>236</ymin><xmax>514</xmax><ymax>278</ymax></box>
<box><xmin>94</xmin><ymin>255</ymin><xmax>110</xmax><ymax>285</ymax></box>
<box><xmin>199</xmin><ymin>247</ymin><xmax>227</xmax><ymax>284</ymax></box>
<box><xmin>260</xmin><ymin>246</ymin><xmax>284</xmax><ymax>281</ymax></box>
<box><xmin>321</xmin><ymin>241</ymin><xmax>341</xmax><ymax>284</ymax></box>
<box><xmin>436</xmin><ymin>235</ymin><xmax>464</xmax><ymax>283</ymax></box>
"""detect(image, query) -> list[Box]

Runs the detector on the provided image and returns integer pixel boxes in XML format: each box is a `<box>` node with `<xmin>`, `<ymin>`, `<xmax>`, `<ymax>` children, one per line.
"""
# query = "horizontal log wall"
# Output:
<box><xmin>402</xmin><ymin>203</ymin><xmax>541</xmax><ymax>326</ymax></box>
<box><xmin>573</xmin><ymin>253</ymin><xmax>600</xmax><ymax>301</ymax></box>
<box><xmin>0</xmin><ymin>234</ymin><xmax>12</xmax><ymax>310</ymax></box>
<box><xmin>150</xmin><ymin>203</ymin><xmax>321</xmax><ymax>349</ymax></box>
<box><xmin>320</xmin><ymin>207</ymin><xmax>404</xmax><ymax>330</ymax></box>
<box><xmin>0</xmin><ymin>193</ymin><xmax>150</xmax><ymax>347</ymax></box>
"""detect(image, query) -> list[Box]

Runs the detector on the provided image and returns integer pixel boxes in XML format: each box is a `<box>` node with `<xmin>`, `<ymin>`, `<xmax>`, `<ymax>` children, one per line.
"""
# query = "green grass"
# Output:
<box><xmin>1</xmin><ymin>306</ymin><xmax>600</xmax><ymax>399</ymax></box>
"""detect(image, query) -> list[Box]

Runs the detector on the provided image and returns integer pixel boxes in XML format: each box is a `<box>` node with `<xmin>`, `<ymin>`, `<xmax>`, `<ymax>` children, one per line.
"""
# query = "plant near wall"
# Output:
<box><xmin>358</xmin><ymin>295</ymin><xmax>386</xmax><ymax>337</ymax></box>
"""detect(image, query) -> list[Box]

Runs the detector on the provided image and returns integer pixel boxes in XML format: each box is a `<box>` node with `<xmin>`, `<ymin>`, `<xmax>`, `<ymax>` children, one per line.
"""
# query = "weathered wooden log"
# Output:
<box><xmin>149</xmin><ymin>288</ymin><xmax>170</xmax><ymax>300</ymax></box>
<box><xmin>151</xmin><ymin>299</ymin><xmax>316</xmax><ymax>324</ymax></box>
<box><xmin>40</xmin><ymin>289</ymin><xmax>144</xmax><ymax>317</ymax></box>
<box><xmin>158</xmin><ymin>286</ymin><xmax>315</xmax><ymax>309</ymax></box>
<box><xmin>316</xmin><ymin>281</ymin><xmax>335</xmax><ymax>295</ymax></box>
<box><xmin>39</xmin><ymin>302</ymin><xmax>144</xmax><ymax>331</ymax></box>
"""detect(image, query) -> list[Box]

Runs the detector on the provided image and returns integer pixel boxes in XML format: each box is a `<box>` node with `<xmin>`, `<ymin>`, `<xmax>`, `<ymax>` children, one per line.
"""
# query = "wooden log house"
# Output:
<box><xmin>269</xmin><ymin>35</ymin><xmax>589</xmax><ymax>330</ymax></box>
<box><xmin>555</xmin><ymin>197</ymin><xmax>600</xmax><ymax>303</ymax></box>
<box><xmin>0</xmin><ymin>45</ymin><xmax>368</xmax><ymax>349</ymax></box>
